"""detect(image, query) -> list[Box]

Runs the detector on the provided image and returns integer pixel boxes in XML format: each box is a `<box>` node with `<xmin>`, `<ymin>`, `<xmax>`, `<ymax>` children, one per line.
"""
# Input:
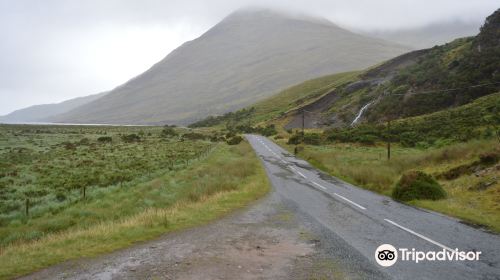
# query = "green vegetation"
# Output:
<box><xmin>226</xmin><ymin>135</ymin><xmax>243</xmax><ymax>145</ymax></box>
<box><xmin>0</xmin><ymin>125</ymin><xmax>215</xmax><ymax>246</ymax></box>
<box><xmin>324</xmin><ymin>92</ymin><xmax>500</xmax><ymax>147</ymax></box>
<box><xmin>392</xmin><ymin>171</ymin><xmax>446</xmax><ymax>201</ymax></box>
<box><xmin>278</xmin><ymin>139</ymin><xmax>500</xmax><ymax>232</ymax></box>
<box><xmin>365</xmin><ymin>11</ymin><xmax>500</xmax><ymax>121</ymax></box>
<box><xmin>0</xmin><ymin>125</ymin><xmax>269</xmax><ymax>279</ymax></box>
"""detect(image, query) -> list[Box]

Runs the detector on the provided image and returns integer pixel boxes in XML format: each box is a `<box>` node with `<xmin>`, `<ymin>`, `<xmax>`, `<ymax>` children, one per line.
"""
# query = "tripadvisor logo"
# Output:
<box><xmin>375</xmin><ymin>244</ymin><xmax>398</xmax><ymax>267</ymax></box>
<box><xmin>375</xmin><ymin>244</ymin><xmax>481</xmax><ymax>267</ymax></box>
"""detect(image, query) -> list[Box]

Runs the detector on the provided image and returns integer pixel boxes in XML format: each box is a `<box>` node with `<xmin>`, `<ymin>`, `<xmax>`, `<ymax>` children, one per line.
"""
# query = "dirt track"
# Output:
<box><xmin>19</xmin><ymin>190</ymin><xmax>377</xmax><ymax>280</ymax></box>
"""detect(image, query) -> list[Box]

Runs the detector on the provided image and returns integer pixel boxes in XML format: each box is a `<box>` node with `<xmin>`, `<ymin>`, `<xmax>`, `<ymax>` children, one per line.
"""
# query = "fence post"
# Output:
<box><xmin>25</xmin><ymin>198</ymin><xmax>29</xmax><ymax>216</ymax></box>
<box><xmin>387</xmin><ymin>120</ymin><xmax>391</xmax><ymax>160</ymax></box>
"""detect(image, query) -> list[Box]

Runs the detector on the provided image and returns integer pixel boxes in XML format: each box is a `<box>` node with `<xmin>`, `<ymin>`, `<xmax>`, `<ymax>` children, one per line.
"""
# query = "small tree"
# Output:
<box><xmin>227</xmin><ymin>136</ymin><xmax>243</xmax><ymax>145</ymax></box>
<box><xmin>161</xmin><ymin>126</ymin><xmax>178</xmax><ymax>138</ymax></box>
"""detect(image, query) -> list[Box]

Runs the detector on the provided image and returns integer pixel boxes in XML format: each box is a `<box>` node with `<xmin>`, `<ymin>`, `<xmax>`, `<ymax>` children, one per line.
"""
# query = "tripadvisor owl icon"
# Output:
<box><xmin>375</xmin><ymin>244</ymin><xmax>398</xmax><ymax>267</ymax></box>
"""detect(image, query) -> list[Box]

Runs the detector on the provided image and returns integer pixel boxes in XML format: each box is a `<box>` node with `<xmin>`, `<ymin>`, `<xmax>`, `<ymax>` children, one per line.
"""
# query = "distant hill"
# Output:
<box><xmin>367</xmin><ymin>20</ymin><xmax>481</xmax><ymax>49</ymax></box>
<box><xmin>0</xmin><ymin>92</ymin><xmax>107</xmax><ymax>123</ymax></box>
<box><xmin>191</xmin><ymin>9</ymin><xmax>500</xmax><ymax>130</ymax></box>
<box><xmin>49</xmin><ymin>9</ymin><xmax>409</xmax><ymax>125</ymax></box>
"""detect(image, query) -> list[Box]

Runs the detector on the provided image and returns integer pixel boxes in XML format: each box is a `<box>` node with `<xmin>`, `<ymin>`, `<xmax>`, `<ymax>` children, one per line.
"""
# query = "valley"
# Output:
<box><xmin>0</xmin><ymin>5</ymin><xmax>499</xmax><ymax>280</ymax></box>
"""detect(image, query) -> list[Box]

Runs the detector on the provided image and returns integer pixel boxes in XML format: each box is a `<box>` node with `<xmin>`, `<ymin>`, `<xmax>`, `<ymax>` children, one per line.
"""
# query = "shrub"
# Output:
<box><xmin>121</xmin><ymin>134</ymin><xmax>141</xmax><ymax>143</ymax></box>
<box><xmin>357</xmin><ymin>135</ymin><xmax>377</xmax><ymax>145</ymax></box>
<box><xmin>392</xmin><ymin>171</ymin><xmax>446</xmax><ymax>201</ymax></box>
<box><xmin>55</xmin><ymin>191</ymin><xmax>67</xmax><ymax>202</ymax></box>
<box><xmin>97</xmin><ymin>136</ymin><xmax>112</xmax><ymax>143</ymax></box>
<box><xmin>161</xmin><ymin>126</ymin><xmax>178</xmax><ymax>138</ymax></box>
<box><xmin>479</xmin><ymin>152</ymin><xmax>499</xmax><ymax>165</ymax></box>
<box><xmin>227</xmin><ymin>136</ymin><xmax>243</xmax><ymax>145</ymax></box>
<box><xmin>258</xmin><ymin>124</ymin><xmax>277</xmax><ymax>136</ymax></box>
<box><xmin>182</xmin><ymin>132</ymin><xmax>206</xmax><ymax>141</ymax></box>
<box><xmin>288</xmin><ymin>134</ymin><xmax>302</xmax><ymax>145</ymax></box>
<box><xmin>303</xmin><ymin>133</ymin><xmax>322</xmax><ymax>145</ymax></box>
<box><xmin>79</xmin><ymin>138</ymin><xmax>90</xmax><ymax>145</ymax></box>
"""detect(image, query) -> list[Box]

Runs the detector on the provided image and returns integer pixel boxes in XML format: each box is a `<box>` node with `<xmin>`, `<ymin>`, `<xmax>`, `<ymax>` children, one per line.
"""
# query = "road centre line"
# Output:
<box><xmin>312</xmin><ymin>182</ymin><xmax>327</xmax><ymax>190</ymax></box>
<box><xmin>297</xmin><ymin>171</ymin><xmax>307</xmax><ymax>178</ymax></box>
<box><xmin>254</xmin><ymin>136</ymin><xmax>456</xmax><ymax>254</ymax></box>
<box><xmin>384</xmin><ymin>219</ymin><xmax>454</xmax><ymax>252</ymax></box>
<box><xmin>333</xmin><ymin>193</ymin><xmax>366</xmax><ymax>210</ymax></box>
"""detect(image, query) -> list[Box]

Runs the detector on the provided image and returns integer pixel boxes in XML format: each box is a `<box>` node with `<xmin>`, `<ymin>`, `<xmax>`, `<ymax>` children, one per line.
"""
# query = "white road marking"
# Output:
<box><xmin>297</xmin><ymin>171</ymin><xmax>307</xmax><ymax>178</ymax></box>
<box><xmin>384</xmin><ymin>219</ymin><xmax>454</xmax><ymax>252</ymax></box>
<box><xmin>333</xmin><ymin>193</ymin><xmax>366</xmax><ymax>210</ymax></box>
<box><xmin>312</xmin><ymin>182</ymin><xmax>327</xmax><ymax>190</ymax></box>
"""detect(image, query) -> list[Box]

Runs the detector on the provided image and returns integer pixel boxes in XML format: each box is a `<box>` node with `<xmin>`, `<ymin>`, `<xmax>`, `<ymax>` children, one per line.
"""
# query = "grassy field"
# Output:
<box><xmin>277</xmin><ymin>139</ymin><xmax>500</xmax><ymax>232</ymax></box>
<box><xmin>0</xmin><ymin>125</ymin><xmax>270</xmax><ymax>279</ymax></box>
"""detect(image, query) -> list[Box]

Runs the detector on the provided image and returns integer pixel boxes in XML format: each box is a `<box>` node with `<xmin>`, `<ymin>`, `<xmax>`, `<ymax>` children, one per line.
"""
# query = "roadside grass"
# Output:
<box><xmin>0</xmin><ymin>142</ymin><xmax>270</xmax><ymax>280</ymax></box>
<box><xmin>277</xmin><ymin>139</ymin><xmax>500</xmax><ymax>232</ymax></box>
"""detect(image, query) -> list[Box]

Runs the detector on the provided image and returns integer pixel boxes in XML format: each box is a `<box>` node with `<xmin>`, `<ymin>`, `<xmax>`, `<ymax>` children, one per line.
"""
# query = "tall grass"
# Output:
<box><xmin>279</xmin><ymin>139</ymin><xmax>500</xmax><ymax>231</ymax></box>
<box><xmin>0</xmin><ymin>142</ymin><xmax>270</xmax><ymax>279</ymax></box>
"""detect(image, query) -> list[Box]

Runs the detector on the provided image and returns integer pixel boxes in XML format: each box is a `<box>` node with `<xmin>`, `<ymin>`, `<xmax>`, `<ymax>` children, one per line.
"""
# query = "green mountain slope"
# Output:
<box><xmin>192</xmin><ymin>9</ymin><xmax>499</xmax><ymax>133</ymax></box>
<box><xmin>324</xmin><ymin>92</ymin><xmax>499</xmax><ymax>146</ymax></box>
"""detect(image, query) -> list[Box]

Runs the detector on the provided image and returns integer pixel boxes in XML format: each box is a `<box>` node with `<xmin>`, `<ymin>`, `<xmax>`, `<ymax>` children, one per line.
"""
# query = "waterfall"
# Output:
<box><xmin>351</xmin><ymin>102</ymin><xmax>372</xmax><ymax>126</ymax></box>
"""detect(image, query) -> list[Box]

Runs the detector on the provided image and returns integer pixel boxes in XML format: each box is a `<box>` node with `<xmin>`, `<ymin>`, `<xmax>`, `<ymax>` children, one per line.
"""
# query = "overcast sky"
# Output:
<box><xmin>0</xmin><ymin>0</ymin><xmax>497</xmax><ymax>115</ymax></box>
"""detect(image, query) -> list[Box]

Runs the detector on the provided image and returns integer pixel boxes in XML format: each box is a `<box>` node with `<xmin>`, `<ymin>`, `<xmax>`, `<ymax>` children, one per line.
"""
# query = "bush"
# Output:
<box><xmin>161</xmin><ymin>126</ymin><xmax>178</xmax><ymax>138</ymax></box>
<box><xmin>182</xmin><ymin>132</ymin><xmax>206</xmax><ymax>141</ymax></box>
<box><xmin>55</xmin><ymin>191</ymin><xmax>66</xmax><ymax>202</ymax></box>
<box><xmin>479</xmin><ymin>152</ymin><xmax>499</xmax><ymax>165</ymax></box>
<box><xmin>258</xmin><ymin>124</ymin><xmax>277</xmax><ymax>136</ymax></box>
<box><xmin>288</xmin><ymin>134</ymin><xmax>302</xmax><ymax>145</ymax></box>
<box><xmin>97</xmin><ymin>136</ymin><xmax>112</xmax><ymax>143</ymax></box>
<box><xmin>226</xmin><ymin>136</ymin><xmax>243</xmax><ymax>145</ymax></box>
<box><xmin>392</xmin><ymin>171</ymin><xmax>446</xmax><ymax>201</ymax></box>
<box><xmin>303</xmin><ymin>133</ymin><xmax>321</xmax><ymax>145</ymax></box>
<box><xmin>357</xmin><ymin>135</ymin><xmax>377</xmax><ymax>145</ymax></box>
<box><xmin>121</xmin><ymin>134</ymin><xmax>141</xmax><ymax>143</ymax></box>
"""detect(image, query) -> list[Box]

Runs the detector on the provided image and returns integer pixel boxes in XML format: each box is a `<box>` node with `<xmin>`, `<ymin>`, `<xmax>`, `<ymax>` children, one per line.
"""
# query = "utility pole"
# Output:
<box><xmin>302</xmin><ymin>109</ymin><xmax>305</xmax><ymax>138</ymax></box>
<box><xmin>387</xmin><ymin>120</ymin><xmax>391</xmax><ymax>160</ymax></box>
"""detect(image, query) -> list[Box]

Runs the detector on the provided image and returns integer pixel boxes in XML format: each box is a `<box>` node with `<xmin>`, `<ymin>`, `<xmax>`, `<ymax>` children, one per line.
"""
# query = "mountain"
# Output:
<box><xmin>49</xmin><ymin>9</ymin><xmax>409</xmax><ymax>125</ymax></box>
<box><xmin>190</xmin><ymin>9</ymin><xmax>500</xmax><ymax>132</ymax></box>
<box><xmin>0</xmin><ymin>92</ymin><xmax>107</xmax><ymax>123</ymax></box>
<box><xmin>367</xmin><ymin>20</ymin><xmax>481</xmax><ymax>49</ymax></box>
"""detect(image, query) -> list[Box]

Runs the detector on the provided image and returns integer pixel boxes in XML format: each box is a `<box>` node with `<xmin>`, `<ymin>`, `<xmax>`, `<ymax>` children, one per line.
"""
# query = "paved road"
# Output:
<box><xmin>246</xmin><ymin>134</ymin><xmax>500</xmax><ymax>279</ymax></box>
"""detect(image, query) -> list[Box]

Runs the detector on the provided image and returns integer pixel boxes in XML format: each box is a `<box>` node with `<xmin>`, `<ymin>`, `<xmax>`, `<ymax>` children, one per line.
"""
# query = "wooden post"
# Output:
<box><xmin>387</xmin><ymin>120</ymin><xmax>391</xmax><ymax>160</ymax></box>
<box><xmin>302</xmin><ymin>110</ymin><xmax>305</xmax><ymax>140</ymax></box>
<box><xmin>25</xmin><ymin>198</ymin><xmax>29</xmax><ymax>216</ymax></box>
